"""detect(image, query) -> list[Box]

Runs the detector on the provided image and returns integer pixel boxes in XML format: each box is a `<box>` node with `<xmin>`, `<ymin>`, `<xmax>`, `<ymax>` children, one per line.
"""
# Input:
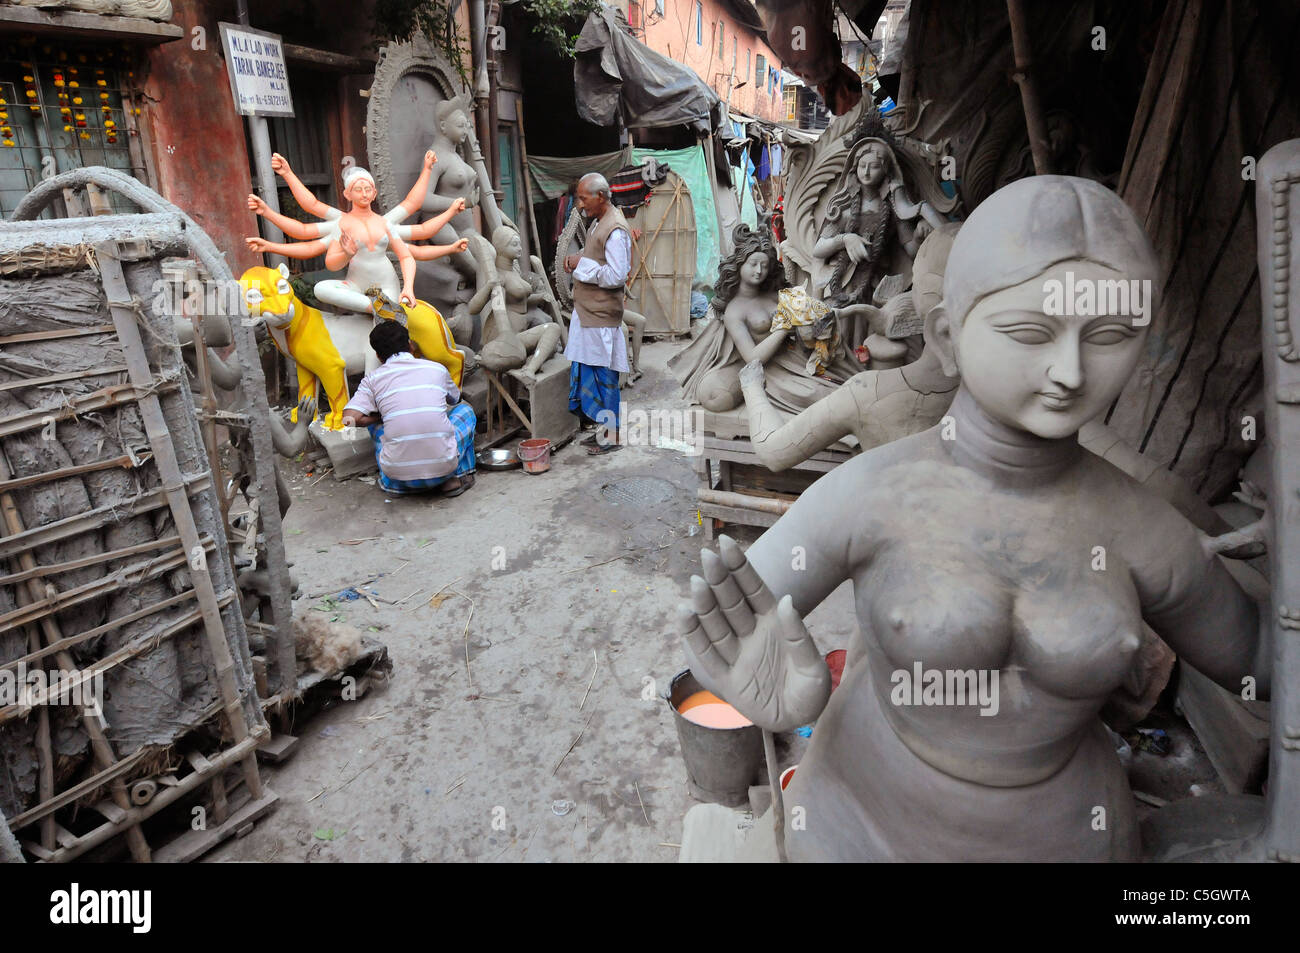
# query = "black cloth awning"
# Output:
<box><xmin>574</xmin><ymin>5</ymin><xmax>720</xmax><ymax>134</ymax></box>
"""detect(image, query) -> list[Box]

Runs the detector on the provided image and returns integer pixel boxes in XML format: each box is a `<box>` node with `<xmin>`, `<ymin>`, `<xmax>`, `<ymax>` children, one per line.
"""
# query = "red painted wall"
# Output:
<box><xmin>140</xmin><ymin>0</ymin><xmax>258</xmax><ymax>274</ymax></box>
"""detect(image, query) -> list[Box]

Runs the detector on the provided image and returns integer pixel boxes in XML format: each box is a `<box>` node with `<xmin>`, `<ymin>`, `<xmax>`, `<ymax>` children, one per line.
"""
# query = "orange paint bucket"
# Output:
<box><xmin>518</xmin><ymin>438</ymin><xmax>551</xmax><ymax>474</ymax></box>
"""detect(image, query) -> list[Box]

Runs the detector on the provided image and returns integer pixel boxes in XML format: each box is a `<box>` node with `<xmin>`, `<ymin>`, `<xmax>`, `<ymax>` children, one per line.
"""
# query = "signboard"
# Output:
<box><xmin>218</xmin><ymin>22</ymin><xmax>294</xmax><ymax>118</ymax></box>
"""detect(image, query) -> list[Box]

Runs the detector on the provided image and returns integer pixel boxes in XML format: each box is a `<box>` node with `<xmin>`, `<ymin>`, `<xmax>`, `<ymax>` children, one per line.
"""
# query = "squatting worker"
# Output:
<box><xmin>563</xmin><ymin>172</ymin><xmax>630</xmax><ymax>455</ymax></box>
<box><xmin>341</xmin><ymin>322</ymin><xmax>477</xmax><ymax>496</ymax></box>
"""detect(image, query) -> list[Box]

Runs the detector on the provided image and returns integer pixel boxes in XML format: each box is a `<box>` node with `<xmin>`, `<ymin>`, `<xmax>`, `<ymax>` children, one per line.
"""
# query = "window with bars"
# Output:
<box><xmin>696</xmin><ymin>2</ymin><xmax>703</xmax><ymax>45</ymax></box>
<box><xmin>718</xmin><ymin>21</ymin><xmax>724</xmax><ymax>59</ymax></box>
<box><xmin>0</xmin><ymin>42</ymin><xmax>145</xmax><ymax>218</ymax></box>
<box><xmin>755</xmin><ymin>53</ymin><xmax>765</xmax><ymax>90</ymax></box>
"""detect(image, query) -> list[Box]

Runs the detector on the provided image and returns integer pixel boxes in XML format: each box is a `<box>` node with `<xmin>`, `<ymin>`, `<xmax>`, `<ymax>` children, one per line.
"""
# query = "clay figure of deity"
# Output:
<box><xmin>742</xmin><ymin>223</ymin><xmax>962</xmax><ymax>470</ymax></box>
<box><xmin>670</xmin><ymin>224</ymin><xmax>858</xmax><ymax>415</ymax></box>
<box><xmin>468</xmin><ymin>224</ymin><xmax>563</xmax><ymax>375</ymax></box>
<box><xmin>678</xmin><ymin>176</ymin><xmax>1268</xmax><ymax>862</ymax></box>
<box><xmin>813</xmin><ymin>137</ymin><xmax>945</xmax><ymax>308</ymax></box>
<box><xmin>246</xmin><ymin>151</ymin><xmax>466</xmax><ymax>316</ymax></box>
<box><xmin>414</xmin><ymin>95</ymin><xmax>489</xmax><ymax>282</ymax></box>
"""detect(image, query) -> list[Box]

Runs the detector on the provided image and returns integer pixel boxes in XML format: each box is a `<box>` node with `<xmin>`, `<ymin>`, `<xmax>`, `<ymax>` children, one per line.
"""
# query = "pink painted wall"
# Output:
<box><xmin>637</xmin><ymin>0</ymin><xmax>786</xmax><ymax>122</ymax></box>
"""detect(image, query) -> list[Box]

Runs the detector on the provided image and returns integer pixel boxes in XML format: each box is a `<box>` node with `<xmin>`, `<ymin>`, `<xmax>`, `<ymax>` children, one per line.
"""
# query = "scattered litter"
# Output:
<box><xmin>794</xmin><ymin>725</ymin><xmax>813</xmax><ymax>739</ymax></box>
<box><xmin>337</xmin><ymin>588</ymin><xmax>362</xmax><ymax>601</ymax></box>
<box><xmin>339</xmin><ymin>537</ymin><xmax>381</xmax><ymax>546</ymax></box>
<box><xmin>357</xmin><ymin>476</ymin><xmax>376</xmax><ymax>485</ymax></box>
<box><xmin>1133</xmin><ymin>790</ymin><xmax>1167</xmax><ymax>808</ymax></box>
<box><xmin>579</xmin><ymin>650</ymin><xmax>599</xmax><ymax>710</ymax></box>
<box><xmin>319</xmin><ymin>725</ymin><xmax>340</xmax><ymax>738</ymax></box>
<box><xmin>552</xmin><ymin>799</ymin><xmax>574</xmax><ymax>816</ymax></box>
<box><xmin>445</xmin><ymin>775</ymin><xmax>468</xmax><ymax>796</ymax></box>
<box><xmin>552</xmin><ymin>712</ymin><xmax>596</xmax><ymax>776</ymax></box>
<box><xmin>1190</xmin><ymin>783</ymin><xmax>1209</xmax><ymax>797</ymax></box>
<box><xmin>313</xmin><ymin>828</ymin><xmax>345</xmax><ymax>841</ymax></box>
<box><xmin>1128</xmin><ymin>727</ymin><xmax>1172</xmax><ymax>756</ymax></box>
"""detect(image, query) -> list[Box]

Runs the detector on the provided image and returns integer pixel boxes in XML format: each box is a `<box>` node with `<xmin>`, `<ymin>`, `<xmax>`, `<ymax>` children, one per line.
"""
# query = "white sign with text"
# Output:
<box><xmin>218</xmin><ymin>22</ymin><xmax>294</xmax><ymax>118</ymax></box>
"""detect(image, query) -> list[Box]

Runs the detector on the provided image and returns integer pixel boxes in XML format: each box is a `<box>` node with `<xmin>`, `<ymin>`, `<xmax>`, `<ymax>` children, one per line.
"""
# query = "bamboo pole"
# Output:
<box><xmin>1006</xmin><ymin>0</ymin><xmax>1052</xmax><ymax>175</ymax></box>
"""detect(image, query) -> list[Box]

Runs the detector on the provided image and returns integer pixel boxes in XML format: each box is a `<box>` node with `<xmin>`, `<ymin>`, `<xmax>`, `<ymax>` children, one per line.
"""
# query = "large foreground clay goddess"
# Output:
<box><xmin>678</xmin><ymin>176</ymin><xmax>1269</xmax><ymax>861</ymax></box>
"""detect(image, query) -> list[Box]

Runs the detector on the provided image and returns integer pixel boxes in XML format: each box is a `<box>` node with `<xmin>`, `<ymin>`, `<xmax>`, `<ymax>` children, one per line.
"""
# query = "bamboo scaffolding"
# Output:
<box><xmin>0</xmin><ymin>541</ymin><xmax>206</xmax><ymax>634</ymax></box>
<box><xmin>0</xmin><ymin>584</ymin><xmax>195</xmax><ymax>675</ymax></box>
<box><xmin>0</xmin><ymin>364</ymin><xmax>128</xmax><ymax>393</ymax></box>
<box><xmin>0</xmin><ymin>453</ymin><xmax>152</xmax><ymax>862</ymax></box>
<box><xmin>0</xmin><ymin>323</ymin><xmax>116</xmax><ymax>346</ymax></box>
<box><xmin>0</xmin><ymin>475</ymin><xmax>209</xmax><ymax>561</ymax></box>
<box><xmin>22</xmin><ymin>727</ymin><xmax>267</xmax><ymax>864</ymax></box>
<box><xmin>0</xmin><ymin>379</ymin><xmax>181</xmax><ymax>440</ymax></box>
<box><xmin>0</xmin><ymin>592</ymin><xmax>234</xmax><ymax>723</ymax></box>
<box><xmin>97</xmin><ymin>242</ymin><xmax>262</xmax><ymax>802</ymax></box>
<box><xmin>0</xmin><ymin>451</ymin><xmax>151</xmax><ymax>494</ymax></box>
<box><xmin>0</xmin><ymin>533</ymin><xmax>182</xmax><ymax>588</ymax></box>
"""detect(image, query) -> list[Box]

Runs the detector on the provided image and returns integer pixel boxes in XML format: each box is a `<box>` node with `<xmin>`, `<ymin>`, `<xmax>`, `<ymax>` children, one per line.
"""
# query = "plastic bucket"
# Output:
<box><xmin>668</xmin><ymin>670</ymin><xmax>764</xmax><ymax>807</ymax></box>
<box><xmin>518</xmin><ymin>438</ymin><xmax>551</xmax><ymax>474</ymax></box>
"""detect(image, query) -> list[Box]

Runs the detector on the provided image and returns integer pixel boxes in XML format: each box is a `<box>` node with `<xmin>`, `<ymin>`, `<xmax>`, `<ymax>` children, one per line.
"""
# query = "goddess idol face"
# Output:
<box><xmin>439</xmin><ymin>109</ymin><xmax>471</xmax><ymax>145</ymax></box>
<box><xmin>951</xmin><ymin>260</ymin><xmax>1149</xmax><ymax>440</ymax></box>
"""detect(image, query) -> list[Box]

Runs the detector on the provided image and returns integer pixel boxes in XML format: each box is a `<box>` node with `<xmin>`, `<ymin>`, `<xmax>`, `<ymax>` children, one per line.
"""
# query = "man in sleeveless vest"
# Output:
<box><xmin>563</xmin><ymin>173</ymin><xmax>631</xmax><ymax>454</ymax></box>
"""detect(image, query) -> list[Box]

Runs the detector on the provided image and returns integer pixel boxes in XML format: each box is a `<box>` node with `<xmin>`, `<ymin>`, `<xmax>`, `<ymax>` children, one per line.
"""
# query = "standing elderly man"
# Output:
<box><xmin>563</xmin><ymin>172</ymin><xmax>631</xmax><ymax>454</ymax></box>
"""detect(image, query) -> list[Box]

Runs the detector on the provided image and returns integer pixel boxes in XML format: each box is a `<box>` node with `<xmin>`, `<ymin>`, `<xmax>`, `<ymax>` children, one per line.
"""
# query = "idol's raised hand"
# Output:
<box><xmin>678</xmin><ymin>535</ymin><xmax>830</xmax><ymax>732</ymax></box>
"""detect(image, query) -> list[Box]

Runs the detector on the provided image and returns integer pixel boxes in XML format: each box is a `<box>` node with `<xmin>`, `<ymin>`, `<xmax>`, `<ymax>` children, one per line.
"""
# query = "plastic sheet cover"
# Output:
<box><xmin>575</xmin><ymin>7</ymin><xmax>719</xmax><ymax>132</ymax></box>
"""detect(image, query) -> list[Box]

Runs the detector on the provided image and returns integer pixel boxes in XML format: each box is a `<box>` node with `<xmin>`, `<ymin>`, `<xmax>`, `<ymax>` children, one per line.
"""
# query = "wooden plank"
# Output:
<box><xmin>0</xmin><ymin>324</ymin><xmax>116</xmax><ymax>346</ymax></box>
<box><xmin>0</xmin><ymin>380</ymin><xmax>181</xmax><ymax>440</ymax></box>
<box><xmin>0</xmin><ymin>451</ymin><xmax>149</xmax><ymax>494</ymax></box>
<box><xmin>698</xmin><ymin>501</ymin><xmax>781</xmax><ymax>530</ymax></box>
<box><xmin>0</xmin><ymin>7</ymin><xmax>184</xmax><ymax>43</ymax></box>
<box><xmin>150</xmin><ymin>790</ymin><xmax>279</xmax><ymax>864</ymax></box>
<box><xmin>0</xmin><ymin>534</ymin><xmax>182</xmax><ymax>588</ymax></box>
<box><xmin>283</xmin><ymin>43</ymin><xmax>375</xmax><ymax>73</ymax></box>
<box><xmin>0</xmin><ymin>477</ymin><xmax>207</xmax><ymax>560</ymax></box>
<box><xmin>0</xmin><ymin>365</ymin><xmax>128</xmax><ymax>393</ymax></box>
<box><xmin>256</xmin><ymin>733</ymin><xmax>300</xmax><ymax>763</ymax></box>
<box><xmin>698</xmin><ymin>487</ymin><xmax>793</xmax><ymax>516</ymax></box>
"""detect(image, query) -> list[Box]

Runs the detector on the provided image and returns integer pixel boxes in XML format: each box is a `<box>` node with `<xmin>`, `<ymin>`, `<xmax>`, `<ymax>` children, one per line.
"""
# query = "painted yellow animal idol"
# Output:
<box><xmin>240</xmin><ymin>264</ymin><xmax>350</xmax><ymax>430</ymax></box>
<box><xmin>366</xmin><ymin>288</ymin><xmax>465</xmax><ymax>388</ymax></box>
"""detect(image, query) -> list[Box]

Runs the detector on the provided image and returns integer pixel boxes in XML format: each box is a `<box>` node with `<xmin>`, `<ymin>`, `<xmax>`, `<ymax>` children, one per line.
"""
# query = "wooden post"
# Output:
<box><xmin>1006</xmin><ymin>0</ymin><xmax>1052</xmax><ymax>176</ymax></box>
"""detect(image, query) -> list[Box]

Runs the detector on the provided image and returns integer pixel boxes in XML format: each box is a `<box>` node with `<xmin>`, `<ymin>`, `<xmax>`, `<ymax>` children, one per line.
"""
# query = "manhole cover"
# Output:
<box><xmin>601</xmin><ymin>476</ymin><xmax>676</xmax><ymax>506</ymax></box>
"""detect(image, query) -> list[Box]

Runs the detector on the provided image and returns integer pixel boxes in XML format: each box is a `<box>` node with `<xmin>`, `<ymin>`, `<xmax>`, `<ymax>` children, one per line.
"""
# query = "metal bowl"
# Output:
<box><xmin>476</xmin><ymin>448</ymin><xmax>521</xmax><ymax>471</ymax></box>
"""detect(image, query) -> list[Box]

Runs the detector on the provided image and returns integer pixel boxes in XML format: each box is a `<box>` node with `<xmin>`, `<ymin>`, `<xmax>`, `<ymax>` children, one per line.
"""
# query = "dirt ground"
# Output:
<box><xmin>209</xmin><ymin>341</ymin><xmax>859</xmax><ymax>862</ymax></box>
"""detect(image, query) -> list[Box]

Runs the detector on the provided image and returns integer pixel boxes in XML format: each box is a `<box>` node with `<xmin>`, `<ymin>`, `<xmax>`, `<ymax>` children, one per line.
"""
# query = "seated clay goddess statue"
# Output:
<box><xmin>468</xmin><ymin>224</ymin><xmax>563</xmax><ymax>375</ymax></box>
<box><xmin>246</xmin><ymin>151</ymin><xmax>466</xmax><ymax>315</ymax></box>
<box><xmin>669</xmin><ymin>224</ymin><xmax>859</xmax><ymax>415</ymax></box>
<box><xmin>678</xmin><ymin>176</ymin><xmax>1269</xmax><ymax>862</ymax></box>
<box><xmin>813</xmin><ymin>136</ymin><xmax>944</xmax><ymax>308</ymax></box>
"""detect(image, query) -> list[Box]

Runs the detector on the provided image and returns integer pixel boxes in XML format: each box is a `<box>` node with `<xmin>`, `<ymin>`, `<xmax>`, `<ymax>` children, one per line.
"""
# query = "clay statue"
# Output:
<box><xmin>469</xmin><ymin>224</ymin><xmax>564</xmax><ymax>375</ymax></box>
<box><xmin>678</xmin><ymin>176</ymin><xmax>1269</xmax><ymax>861</ymax></box>
<box><xmin>670</xmin><ymin>224</ymin><xmax>858</xmax><ymax>414</ymax></box>
<box><xmin>245</xmin><ymin>151</ymin><xmax>464</xmax><ymax>315</ymax></box>
<box><xmin>413</xmin><ymin>95</ymin><xmax>488</xmax><ymax>282</ymax></box>
<box><xmin>742</xmin><ymin>224</ymin><xmax>961</xmax><ymax>470</ymax></box>
<box><xmin>812</xmin><ymin>136</ymin><xmax>944</xmax><ymax>308</ymax></box>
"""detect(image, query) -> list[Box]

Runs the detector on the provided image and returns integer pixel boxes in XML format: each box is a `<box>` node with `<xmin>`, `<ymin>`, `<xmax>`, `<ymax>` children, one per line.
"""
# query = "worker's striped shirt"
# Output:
<box><xmin>344</xmin><ymin>352</ymin><xmax>462</xmax><ymax>481</ymax></box>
